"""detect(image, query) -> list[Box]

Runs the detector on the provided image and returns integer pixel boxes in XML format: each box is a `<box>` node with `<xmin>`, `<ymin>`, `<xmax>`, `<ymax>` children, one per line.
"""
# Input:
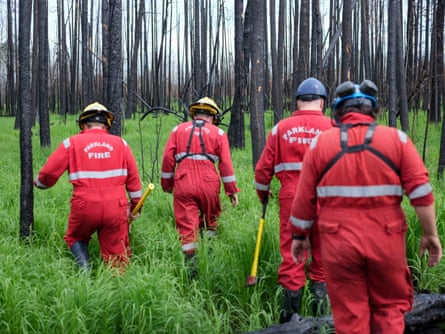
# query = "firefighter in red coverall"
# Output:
<box><xmin>254</xmin><ymin>78</ymin><xmax>332</xmax><ymax>322</ymax></box>
<box><xmin>161</xmin><ymin>97</ymin><xmax>240</xmax><ymax>279</ymax></box>
<box><xmin>290</xmin><ymin>80</ymin><xmax>442</xmax><ymax>334</ymax></box>
<box><xmin>34</xmin><ymin>102</ymin><xmax>143</xmax><ymax>271</ymax></box>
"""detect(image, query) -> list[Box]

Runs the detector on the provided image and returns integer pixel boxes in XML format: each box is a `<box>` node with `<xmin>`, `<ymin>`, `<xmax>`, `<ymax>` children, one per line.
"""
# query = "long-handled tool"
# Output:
<box><xmin>246</xmin><ymin>196</ymin><xmax>269</xmax><ymax>286</ymax></box>
<box><xmin>129</xmin><ymin>183</ymin><xmax>155</xmax><ymax>224</ymax></box>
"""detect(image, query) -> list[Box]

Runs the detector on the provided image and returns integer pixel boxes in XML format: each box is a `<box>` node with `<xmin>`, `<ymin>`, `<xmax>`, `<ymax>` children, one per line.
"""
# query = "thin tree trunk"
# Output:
<box><xmin>246</xmin><ymin>0</ymin><xmax>266</xmax><ymax>168</ymax></box>
<box><xmin>38</xmin><ymin>0</ymin><xmax>50</xmax><ymax>147</ymax></box>
<box><xmin>106</xmin><ymin>0</ymin><xmax>123</xmax><ymax>136</ymax></box>
<box><xmin>19</xmin><ymin>0</ymin><xmax>34</xmax><ymax>239</ymax></box>
<box><xmin>229</xmin><ymin>0</ymin><xmax>246</xmax><ymax>149</ymax></box>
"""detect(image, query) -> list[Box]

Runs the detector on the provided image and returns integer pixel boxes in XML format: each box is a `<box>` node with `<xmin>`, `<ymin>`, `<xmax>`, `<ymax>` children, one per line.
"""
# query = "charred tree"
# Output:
<box><xmin>228</xmin><ymin>0</ymin><xmax>246</xmax><ymax>149</ymax></box>
<box><xmin>387</xmin><ymin>0</ymin><xmax>398</xmax><ymax>127</ymax></box>
<box><xmin>19</xmin><ymin>0</ymin><xmax>34</xmax><ymax>239</ymax></box>
<box><xmin>104</xmin><ymin>0</ymin><xmax>123</xmax><ymax>136</ymax></box>
<box><xmin>38</xmin><ymin>0</ymin><xmax>50</xmax><ymax>147</ymax></box>
<box><xmin>125</xmin><ymin>0</ymin><xmax>144</xmax><ymax>119</ymax></box>
<box><xmin>246</xmin><ymin>0</ymin><xmax>266</xmax><ymax>168</ymax></box>
<box><xmin>341</xmin><ymin>0</ymin><xmax>353</xmax><ymax>81</ymax></box>
<box><xmin>6</xmin><ymin>0</ymin><xmax>16</xmax><ymax>117</ymax></box>
<box><xmin>270</xmin><ymin>0</ymin><xmax>286</xmax><ymax>123</ymax></box>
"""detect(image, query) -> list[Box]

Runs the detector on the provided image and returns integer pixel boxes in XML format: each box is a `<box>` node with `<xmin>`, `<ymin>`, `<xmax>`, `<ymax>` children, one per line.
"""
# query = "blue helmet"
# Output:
<box><xmin>332</xmin><ymin>80</ymin><xmax>378</xmax><ymax>111</ymax></box>
<box><xmin>295</xmin><ymin>77</ymin><xmax>327</xmax><ymax>101</ymax></box>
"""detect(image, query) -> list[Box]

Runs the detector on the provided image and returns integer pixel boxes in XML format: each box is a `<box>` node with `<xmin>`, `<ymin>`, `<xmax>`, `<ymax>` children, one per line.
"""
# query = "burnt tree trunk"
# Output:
<box><xmin>38</xmin><ymin>0</ymin><xmax>50</xmax><ymax>147</ymax></box>
<box><xmin>19</xmin><ymin>0</ymin><xmax>34</xmax><ymax>239</ymax></box>
<box><xmin>228</xmin><ymin>0</ymin><xmax>246</xmax><ymax>149</ymax></box>
<box><xmin>246</xmin><ymin>0</ymin><xmax>266</xmax><ymax>168</ymax></box>
<box><xmin>105</xmin><ymin>0</ymin><xmax>123</xmax><ymax>136</ymax></box>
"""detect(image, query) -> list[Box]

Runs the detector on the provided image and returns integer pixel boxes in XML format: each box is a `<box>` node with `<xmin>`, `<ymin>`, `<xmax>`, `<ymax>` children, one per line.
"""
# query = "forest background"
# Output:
<box><xmin>0</xmin><ymin>1</ymin><xmax>444</xmax><ymax>332</ymax></box>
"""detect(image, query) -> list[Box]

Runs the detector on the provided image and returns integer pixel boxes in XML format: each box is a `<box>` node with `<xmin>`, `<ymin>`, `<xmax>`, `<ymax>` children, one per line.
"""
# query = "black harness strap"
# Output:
<box><xmin>176</xmin><ymin>120</ymin><xmax>216</xmax><ymax>163</ymax></box>
<box><xmin>319</xmin><ymin>123</ymin><xmax>400</xmax><ymax>181</ymax></box>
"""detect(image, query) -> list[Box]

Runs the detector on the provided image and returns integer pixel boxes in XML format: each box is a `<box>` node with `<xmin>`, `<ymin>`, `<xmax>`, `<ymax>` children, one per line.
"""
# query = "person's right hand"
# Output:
<box><xmin>229</xmin><ymin>193</ymin><xmax>239</xmax><ymax>207</ymax></box>
<box><xmin>420</xmin><ymin>235</ymin><xmax>442</xmax><ymax>267</ymax></box>
<box><xmin>291</xmin><ymin>238</ymin><xmax>311</xmax><ymax>264</ymax></box>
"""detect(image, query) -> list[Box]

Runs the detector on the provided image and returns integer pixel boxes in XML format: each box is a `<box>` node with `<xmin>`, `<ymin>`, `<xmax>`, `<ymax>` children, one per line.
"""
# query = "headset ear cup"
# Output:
<box><xmin>359</xmin><ymin>80</ymin><xmax>378</xmax><ymax>97</ymax></box>
<box><xmin>335</xmin><ymin>81</ymin><xmax>356</xmax><ymax>98</ymax></box>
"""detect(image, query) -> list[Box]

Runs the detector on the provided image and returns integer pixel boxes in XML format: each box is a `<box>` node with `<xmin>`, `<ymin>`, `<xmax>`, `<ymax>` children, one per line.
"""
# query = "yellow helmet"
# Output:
<box><xmin>189</xmin><ymin>97</ymin><xmax>223</xmax><ymax>125</ymax></box>
<box><xmin>78</xmin><ymin>102</ymin><xmax>114</xmax><ymax>129</ymax></box>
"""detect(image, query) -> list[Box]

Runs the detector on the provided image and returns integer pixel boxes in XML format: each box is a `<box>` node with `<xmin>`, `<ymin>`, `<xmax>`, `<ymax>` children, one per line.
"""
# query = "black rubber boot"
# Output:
<box><xmin>311</xmin><ymin>281</ymin><xmax>330</xmax><ymax>316</ymax></box>
<box><xmin>279</xmin><ymin>288</ymin><xmax>302</xmax><ymax>324</ymax></box>
<box><xmin>70</xmin><ymin>241</ymin><xmax>90</xmax><ymax>270</ymax></box>
<box><xmin>185</xmin><ymin>253</ymin><xmax>198</xmax><ymax>280</ymax></box>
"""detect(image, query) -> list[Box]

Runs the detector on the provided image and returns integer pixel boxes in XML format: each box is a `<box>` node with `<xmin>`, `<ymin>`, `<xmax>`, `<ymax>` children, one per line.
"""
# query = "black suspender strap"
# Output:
<box><xmin>319</xmin><ymin>123</ymin><xmax>400</xmax><ymax>181</ymax></box>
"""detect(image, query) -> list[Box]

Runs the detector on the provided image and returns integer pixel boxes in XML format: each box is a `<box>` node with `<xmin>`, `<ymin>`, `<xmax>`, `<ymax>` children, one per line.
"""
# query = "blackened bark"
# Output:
<box><xmin>387</xmin><ymin>0</ymin><xmax>398</xmax><ymax>127</ymax></box>
<box><xmin>38</xmin><ymin>0</ymin><xmax>50</xmax><ymax>147</ymax></box>
<box><xmin>228</xmin><ymin>0</ymin><xmax>246</xmax><ymax>149</ymax></box>
<box><xmin>246</xmin><ymin>0</ymin><xmax>266</xmax><ymax>168</ymax></box>
<box><xmin>19</xmin><ymin>0</ymin><xmax>34</xmax><ymax>238</ymax></box>
<box><xmin>125</xmin><ymin>0</ymin><xmax>144</xmax><ymax>119</ymax></box>
<box><xmin>6</xmin><ymin>0</ymin><xmax>16</xmax><ymax>117</ymax></box>
<box><xmin>341</xmin><ymin>0</ymin><xmax>353</xmax><ymax>81</ymax></box>
<box><xmin>395</xmin><ymin>0</ymin><xmax>409</xmax><ymax>132</ymax></box>
<box><xmin>106</xmin><ymin>0</ymin><xmax>123</xmax><ymax>136</ymax></box>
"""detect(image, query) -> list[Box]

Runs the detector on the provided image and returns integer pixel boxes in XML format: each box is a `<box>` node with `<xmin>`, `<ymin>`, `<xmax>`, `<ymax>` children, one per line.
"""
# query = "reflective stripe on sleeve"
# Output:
<box><xmin>290</xmin><ymin>215</ymin><xmax>313</xmax><ymax>230</ymax></box>
<box><xmin>161</xmin><ymin>172</ymin><xmax>174</xmax><ymax>179</ymax></box>
<box><xmin>274</xmin><ymin>162</ymin><xmax>303</xmax><ymax>173</ymax></box>
<box><xmin>69</xmin><ymin>169</ymin><xmax>128</xmax><ymax>181</ymax></box>
<box><xmin>408</xmin><ymin>183</ymin><xmax>432</xmax><ymax>199</ymax></box>
<box><xmin>317</xmin><ymin>185</ymin><xmax>403</xmax><ymax>198</ymax></box>
<box><xmin>222</xmin><ymin>175</ymin><xmax>236</xmax><ymax>183</ymax></box>
<box><xmin>128</xmin><ymin>190</ymin><xmax>142</xmax><ymax>199</ymax></box>
<box><xmin>255</xmin><ymin>181</ymin><xmax>269</xmax><ymax>191</ymax></box>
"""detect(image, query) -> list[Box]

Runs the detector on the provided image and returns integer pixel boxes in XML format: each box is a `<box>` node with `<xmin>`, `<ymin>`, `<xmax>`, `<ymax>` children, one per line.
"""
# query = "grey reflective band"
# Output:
<box><xmin>128</xmin><ymin>190</ymin><xmax>142</xmax><ymax>198</ymax></box>
<box><xmin>175</xmin><ymin>152</ymin><xmax>219</xmax><ymax>162</ymax></box>
<box><xmin>408</xmin><ymin>183</ymin><xmax>432</xmax><ymax>199</ymax></box>
<box><xmin>317</xmin><ymin>185</ymin><xmax>403</xmax><ymax>198</ymax></box>
<box><xmin>255</xmin><ymin>181</ymin><xmax>269</xmax><ymax>191</ymax></box>
<box><xmin>274</xmin><ymin>162</ymin><xmax>303</xmax><ymax>173</ymax></box>
<box><xmin>69</xmin><ymin>169</ymin><xmax>128</xmax><ymax>181</ymax></box>
<box><xmin>161</xmin><ymin>172</ymin><xmax>174</xmax><ymax>179</ymax></box>
<box><xmin>182</xmin><ymin>242</ymin><xmax>198</xmax><ymax>252</ymax></box>
<box><xmin>290</xmin><ymin>215</ymin><xmax>313</xmax><ymax>230</ymax></box>
<box><xmin>222</xmin><ymin>175</ymin><xmax>236</xmax><ymax>183</ymax></box>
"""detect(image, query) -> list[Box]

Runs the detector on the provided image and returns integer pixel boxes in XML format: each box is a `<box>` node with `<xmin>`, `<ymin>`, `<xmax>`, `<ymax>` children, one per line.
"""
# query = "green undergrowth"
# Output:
<box><xmin>0</xmin><ymin>109</ymin><xmax>444</xmax><ymax>333</ymax></box>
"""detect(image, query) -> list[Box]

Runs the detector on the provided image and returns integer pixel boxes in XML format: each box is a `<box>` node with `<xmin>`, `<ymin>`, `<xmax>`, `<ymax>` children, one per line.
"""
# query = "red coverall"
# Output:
<box><xmin>290</xmin><ymin>113</ymin><xmax>434</xmax><ymax>334</ymax></box>
<box><xmin>255</xmin><ymin>110</ymin><xmax>332</xmax><ymax>291</ymax></box>
<box><xmin>161</xmin><ymin>118</ymin><xmax>240</xmax><ymax>254</ymax></box>
<box><xmin>35</xmin><ymin>128</ymin><xmax>142</xmax><ymax>264</ymax></box>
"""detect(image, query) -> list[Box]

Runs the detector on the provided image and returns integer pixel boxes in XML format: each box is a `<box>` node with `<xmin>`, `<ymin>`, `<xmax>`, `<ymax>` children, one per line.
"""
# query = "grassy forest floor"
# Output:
<box><xmin>0</xmin><ymin>110</ymin><xmax>444</xmax><ymax>333</ymax></box>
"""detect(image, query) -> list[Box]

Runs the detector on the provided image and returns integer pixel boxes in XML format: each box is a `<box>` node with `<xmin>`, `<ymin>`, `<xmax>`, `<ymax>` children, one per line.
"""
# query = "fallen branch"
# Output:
<box><xmin>243</xmin><ymin>293</ymin><xmax>445</xmax><ymax>334</ymax></box>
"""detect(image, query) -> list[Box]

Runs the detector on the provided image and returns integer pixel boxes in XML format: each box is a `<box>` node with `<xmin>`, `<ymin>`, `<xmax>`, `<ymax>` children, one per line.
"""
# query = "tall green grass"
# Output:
<box><xmin>0</xmin><ymin>110</ymin><xmax>444</xmax><ymax>334</ymax></box>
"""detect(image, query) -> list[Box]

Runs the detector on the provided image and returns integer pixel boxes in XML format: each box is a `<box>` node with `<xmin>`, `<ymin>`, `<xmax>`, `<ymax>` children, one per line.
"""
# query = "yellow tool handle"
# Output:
<box><xmin>130</xmin><ymin>183</ymin><xmax>155</xmax><ymax>217</ymax></box>
<box><xmin>249</xmin><ymin>216</ymin><xmax>265</xmax><ymax>277</ymax></box>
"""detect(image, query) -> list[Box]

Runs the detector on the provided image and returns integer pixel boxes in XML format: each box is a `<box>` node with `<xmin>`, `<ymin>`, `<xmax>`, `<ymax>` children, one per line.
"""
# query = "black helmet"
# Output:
<box><xmin>78</xmin><ymin>102</ymin><xmax>114</xmax><ymax>129</ymax></box>
<box><xmin>332</xmin><ymin>80</ymin><xmax>378</xmax><ymax>112</ymax></box>
<box><xmin>295</xmin><ymin>77</ymin><xmax>327</xmax><ymax>101</ymax></box>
